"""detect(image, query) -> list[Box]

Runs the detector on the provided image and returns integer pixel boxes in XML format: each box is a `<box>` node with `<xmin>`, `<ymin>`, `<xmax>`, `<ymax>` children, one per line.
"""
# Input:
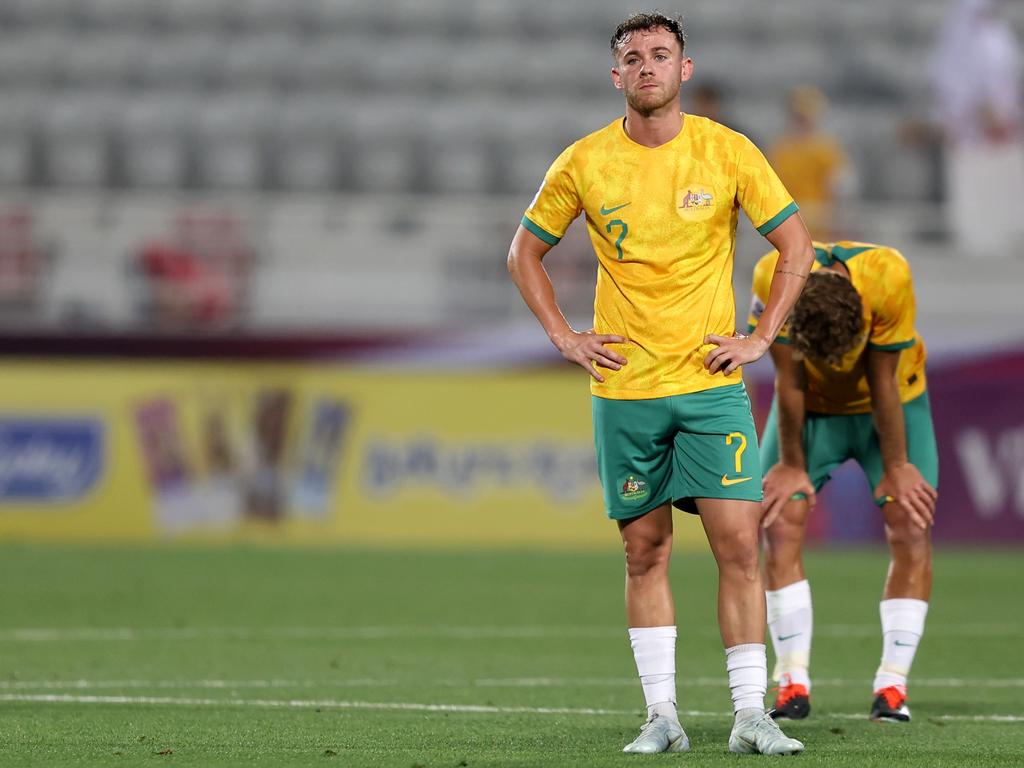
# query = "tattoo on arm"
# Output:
<box><xmin>774</xmin><ymin>269</ymin><xmax>809</xmax><ymax>279</ymax></box>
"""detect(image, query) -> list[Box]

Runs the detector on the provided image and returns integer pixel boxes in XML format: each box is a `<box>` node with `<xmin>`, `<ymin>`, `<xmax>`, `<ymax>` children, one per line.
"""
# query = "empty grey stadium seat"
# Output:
<box><xmin>41</xmin><ymin>93</ymin><xmax>117</xmax><ymax>187</ymax></box>
<box><xmin>0</xmin><ymin>33</ymin><xmax>68</xmax><ymax>88</ymax></box>
<box><xmin>348</xmin><ymin>100</ymin><xmax>423</xmax><ymax>193</ymax></box>
<box><xmin>0</xmin><ymin>91</ymin><xmax>42</xmax><ymax>186</ymax></box>
<box><xmin>78</xmin><ymin>0</ymin><xmax>157</xmax><ymax>30</ymax></box>
<box><xmin>153</xmin><ymin>0</ymin><xmax>230</xmax><ymax>31</ymax></box>
<box><xmin>420</xmin><ymin>101</ymin><xmax>497</xmax><ymax>194</ymax></box>
<box><xmin>59</xmin><ymin>34</ymin><xmax>149</xmax><ymax>89</ymax></box>
<box><xmin>2</xmin><ymin>0</ymin><xmax>80</xmax><ymax>28</ymax></box>
<box><xmin>119</xmin><ymin>94</ymin><xmax>196</xmax><ymax>189</ymax></box>
<box><xmin>219</xmin><ymin>32</ymin><xmax>303</xmax><ymax>90</ymax></box>
<box><xmin>193</xmin><ymin>93</ymin><xmax>276</xmax><ymax>190</ymax></box>
<box><xmin>225</xmin><ymin>0</ymin><xmax>313</xmax><ymax>33</ymax></box>
<box><xmin>292</xmin><ymin>37</ymin><xmax>362</xmax><ymax>91</ymax></box>
<box><xmin>274</xmin><ymin>97</ymin><xmax>349</xmax><ymax>192</ymax></box>
<box><xmin>137</xmin><ymin>32</ymin><xmax>226</xmax><ymax>90</ymax></box>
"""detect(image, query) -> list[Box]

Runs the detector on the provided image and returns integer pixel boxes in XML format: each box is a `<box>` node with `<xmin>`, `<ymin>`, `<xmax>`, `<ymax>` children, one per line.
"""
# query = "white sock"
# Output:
<box><xmin>873</xmin><ymin>599</ymin><xmax>928</xmax><ymax>693</ymax></box>
<box><xmin>766</xmin><ymin>579</ymin><xmax>813</xmax><ymax>689</ymax></box>
<box><xmin>629</xmin><ymin>626</ymin><xmax>678</xmax><ymax>720</ymax></box>
<box><xmin>725</xmin><ymin>643</ymin><xmax>767</xmax><ymax>715</ymax></box>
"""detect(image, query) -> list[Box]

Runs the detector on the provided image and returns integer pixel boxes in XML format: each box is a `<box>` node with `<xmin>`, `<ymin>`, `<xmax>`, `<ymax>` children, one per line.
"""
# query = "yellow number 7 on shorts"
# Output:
<box><xmin>721</xmin><ymin>432</ymin><xmax>752</xmax><ymax>486</ymax></box>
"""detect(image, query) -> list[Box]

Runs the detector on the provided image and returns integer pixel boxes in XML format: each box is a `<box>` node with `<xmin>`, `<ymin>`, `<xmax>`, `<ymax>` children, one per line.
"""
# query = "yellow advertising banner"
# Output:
<box><xmin>0</xmin><ymin>361</ymin><xmax>710</xmax><ymax>550</ymax></box>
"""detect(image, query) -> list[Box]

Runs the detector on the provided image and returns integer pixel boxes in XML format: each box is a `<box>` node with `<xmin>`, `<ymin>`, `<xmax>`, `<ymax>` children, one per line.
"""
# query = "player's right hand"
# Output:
<box><xmin>761</xmin><ymin>463</ymin><xmax>816</xmax><ymax>528</ymax></box>
<box><xmin>551</xmin><ymin>329</ymin><xmax>628</xmax><ymax>382</ymax></box>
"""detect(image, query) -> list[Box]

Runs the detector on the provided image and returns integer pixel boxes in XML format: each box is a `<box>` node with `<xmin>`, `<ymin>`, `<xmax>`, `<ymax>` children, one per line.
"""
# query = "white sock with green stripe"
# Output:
<box><xmin>873</xmin><ymin>598</ymin><xmax>928</xmax><ymax>693</ymax></box>
<box><xmin>766</xmin><ymin>579</ymin><xmax>812</xmax><ymax>689</ymax></box>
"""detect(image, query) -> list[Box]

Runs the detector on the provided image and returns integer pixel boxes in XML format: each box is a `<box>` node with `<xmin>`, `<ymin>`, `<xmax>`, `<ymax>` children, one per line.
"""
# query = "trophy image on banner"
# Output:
<box><xmin>291</xmin><ymin>398</ymin><xmax>350</xmax><ymax>518</ymax></box>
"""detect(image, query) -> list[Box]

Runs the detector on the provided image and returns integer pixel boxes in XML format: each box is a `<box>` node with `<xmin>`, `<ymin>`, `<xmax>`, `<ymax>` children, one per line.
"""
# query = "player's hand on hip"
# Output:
<box><xmin>761</xmin><ymin>463</ymin><xmax>816</xmax><ymax>529</ymax></box>
<box><xmin>551</xmin><ymin>329</ymin><xmax>628</xmax><ymax>383</ymax></box>
<box><xmin>703</xmin><ymin>332</ymin><xmax>770</xmax><ymax>375</ymax></box>
<box><xmin>875</xmin><ymin>463</ymin><xmax>938</xmax><ymax>530</ymax></box>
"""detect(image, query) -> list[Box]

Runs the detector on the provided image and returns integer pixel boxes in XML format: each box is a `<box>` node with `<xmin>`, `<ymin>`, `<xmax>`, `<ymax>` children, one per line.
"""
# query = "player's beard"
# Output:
<box><xmin>624</xmin><ymin>82</ymin><xmax>679</xmax><ymax>117</ymax></box>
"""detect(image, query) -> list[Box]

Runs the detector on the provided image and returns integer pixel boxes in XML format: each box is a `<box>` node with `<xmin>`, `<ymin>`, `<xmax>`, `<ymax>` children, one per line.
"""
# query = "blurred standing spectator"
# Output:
<box><xmin>932</xmin><ymin>0</ymin><xmax>1024</xmax><ymax>257</ymax></box>
<box><xmin>688</xmin><ymin>82</ymin><xmax>757</xmax><ymax>145</ymax></box>
<box><xmin>768</xmin><ymin>86</ymin><xmax>854</xmax><ymax>240</ymax></box>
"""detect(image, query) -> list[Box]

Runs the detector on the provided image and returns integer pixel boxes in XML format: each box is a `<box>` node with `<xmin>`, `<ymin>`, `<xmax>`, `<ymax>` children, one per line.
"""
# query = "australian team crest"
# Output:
<box><xmin>676</xmin><ymin>186</ymin><xmax>717</xmax><ymax>221</ymax></box>
<box><xmin>679</xmin><ymin>188</ymin><xmax>714</xmax><ymax>208</ymax></box>
<box><xmin>620</xmin><ymin>475</ymin><xmax>649</xmax><ymax>502</ymax></box>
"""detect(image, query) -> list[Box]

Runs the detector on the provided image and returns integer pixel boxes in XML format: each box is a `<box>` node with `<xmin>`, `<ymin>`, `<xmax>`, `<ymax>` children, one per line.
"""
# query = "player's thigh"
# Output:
<box><xmin>760</xmin><ymin>395</ymin><xmax>781</xmax><ymax>470</ymax></box>
<box><xmin>592</xmin><ymin>395</ymin><xmax>676</xmax><ymax>520</ymax></box>
<box><xmin>802</xmin><ymin>410</ymin><xmax>855</xmax><ymax>491</ymax></box>
<box><xmin>671</xmin><ymin>383</ymin><xmax>762</xmax><ymax>507</ymax></box>
<box><xmin>760</xmin><ymin>398</ymin><xmax>849</xmax><ymax>493</ymax></box>
<box><xmin>857</xmin><ymin>392</ymin><xmax>939</xmax><ymax>499</ymax></box>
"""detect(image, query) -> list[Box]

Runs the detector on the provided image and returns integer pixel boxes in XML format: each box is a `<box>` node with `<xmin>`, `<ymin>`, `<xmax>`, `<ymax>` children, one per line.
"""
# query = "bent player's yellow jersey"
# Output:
<box><xmin>748</xmin><ymin>241</ymin><xmax>928</xmax><ymax>415</ymax></box>
<box><xmin>523</xmin><ymin>114</ymin><xmax>797</xmax><ymax>400</ymax></box>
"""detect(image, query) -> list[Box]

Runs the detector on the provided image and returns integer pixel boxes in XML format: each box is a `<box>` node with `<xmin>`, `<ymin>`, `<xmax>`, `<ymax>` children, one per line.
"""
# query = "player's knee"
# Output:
<box><xmin>886</xmin><ymin>521</ymin><xmax>931</xmax><ymax>563</ymax></box>
<box><xmin>764</xmin><ymin>519</ymin><xmax>802</xmax><ymax>557</ymax></box>
<box><xmin>623</xmin><ymin>535</ymin><xmax>671</xmax><ymax>578</ymax></box>
<box><xmin>715</xmin><ymin>531</ymin><xmax>760</xmax><ymax>580</ymax></box>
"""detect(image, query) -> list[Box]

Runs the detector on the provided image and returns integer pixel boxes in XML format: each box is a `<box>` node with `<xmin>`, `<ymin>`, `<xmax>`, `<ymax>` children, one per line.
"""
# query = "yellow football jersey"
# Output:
<box><xmin>748</xmin><ymin>241</ymin><xmax>927</xmax><ymax>415</ymax></box>
<box><xmin>523</xmin><ymin>114</ymin><xmax>797</xmax><ymax>400</ymax></box>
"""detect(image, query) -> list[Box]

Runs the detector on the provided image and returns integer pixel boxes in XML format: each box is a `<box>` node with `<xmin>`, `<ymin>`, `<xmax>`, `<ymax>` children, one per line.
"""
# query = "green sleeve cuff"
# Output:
<box><xmin>521</xmin><ymin>216</ymin><xmax>561</xmax><ymax>246</ymax></box>
<box><xmin>868</xmin><ymin>338</ymin><xmax>916</xmax><ymax>352</ymax></box>
<box><xmin>756</xmin><ymin>201</ymin><xmax>799</xmax><ymax>236</ymax></box>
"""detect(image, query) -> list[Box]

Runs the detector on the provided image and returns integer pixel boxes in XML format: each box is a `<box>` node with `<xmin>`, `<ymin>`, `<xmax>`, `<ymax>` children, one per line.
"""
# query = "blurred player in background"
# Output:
<box><xmin>507</xmin><ymin>11</ymin><xmax>813</xmax><ymax>756</ymax></box>
<box><xmin>749</xmin><ymin>241</ymin><xmax>938</xmax><ymax>723</ymax></box>
<box><xmin>767</xmin><ymin>86</ymin><xmax>853</xmax><ymax>240</ymax></box>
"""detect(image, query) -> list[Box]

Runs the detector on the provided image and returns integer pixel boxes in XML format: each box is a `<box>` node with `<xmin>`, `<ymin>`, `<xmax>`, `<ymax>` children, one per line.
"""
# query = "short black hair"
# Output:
<box><xmin>611</xmin><ymin>11</ymin><xmax>686</xmax><ymax>56</ymax></box>
<box><xmin>790</xmin><ymin>270</ymin><xmax>864</xmax><ymax>366</ymax></box>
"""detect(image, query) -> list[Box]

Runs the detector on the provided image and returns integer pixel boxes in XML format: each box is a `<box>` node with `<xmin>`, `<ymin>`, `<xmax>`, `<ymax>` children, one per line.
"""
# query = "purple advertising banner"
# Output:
<box><xmin>928</xmin><ymin>350</ymin><xmax>1024</xmax><ymax>543</ymax></box>
<box><xmin>751</xmin><ymin>347</ymin><xmax>1024</xmax><ymax>544</ymax></box>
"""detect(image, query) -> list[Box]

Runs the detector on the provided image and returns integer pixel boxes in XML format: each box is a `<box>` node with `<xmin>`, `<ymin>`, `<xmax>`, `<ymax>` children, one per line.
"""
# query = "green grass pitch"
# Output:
<box><xmin>0</xmin><ymin>543</ymin><xmax>1019</xmax><ymax>766</ymax></box>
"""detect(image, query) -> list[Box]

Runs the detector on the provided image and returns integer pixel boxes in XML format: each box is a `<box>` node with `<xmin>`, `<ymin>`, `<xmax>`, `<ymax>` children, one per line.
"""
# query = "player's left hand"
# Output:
<box><xmin>703</xmin><ymin>332</ymin><xmax>770</xmax><ymax>375</ymax></box>
<box><xmin>875</xmin><ymin>462</ymin><xmax>938</xmax><ymax>530</ymax></box>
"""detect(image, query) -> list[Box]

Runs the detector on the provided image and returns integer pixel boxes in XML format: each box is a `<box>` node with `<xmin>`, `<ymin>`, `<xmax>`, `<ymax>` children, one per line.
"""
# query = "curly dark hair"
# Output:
<box><xmin>610</xmin><ymin>11</ymin><xmax>686</xmax><ymax>56</ymax></box>
<box><xmin>790</xmin><ymin>270</ymin><xmax>864</xmax><ymax>366</ymax></box>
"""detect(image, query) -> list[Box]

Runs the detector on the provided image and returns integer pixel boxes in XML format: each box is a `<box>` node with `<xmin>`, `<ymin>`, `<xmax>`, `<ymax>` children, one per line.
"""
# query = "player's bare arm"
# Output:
<box><xmin>762</xmin><ymin>343</ymin><xmax>817</xmax><ymax>528</ymax></box>
<box><xmin>507</xmin><ymin>225</ymin><xmax>628</xmax><ymax>383</ymax></box>
<box><xmin>866</xmin><ymin>347</ymin><xmax>938</xmax><ymax>530</ymax></box>
<box><xmin>704</xmin><ymin>214</ymin><xmax>814</xmax><ymax>375</ymax></box>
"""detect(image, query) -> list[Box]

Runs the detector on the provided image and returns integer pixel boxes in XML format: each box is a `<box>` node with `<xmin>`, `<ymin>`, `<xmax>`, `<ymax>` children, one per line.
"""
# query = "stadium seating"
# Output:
<box><xmin>0</xmin><ymin>0</ymin><xmax>1008</xmax><ymax>198</ymax></box>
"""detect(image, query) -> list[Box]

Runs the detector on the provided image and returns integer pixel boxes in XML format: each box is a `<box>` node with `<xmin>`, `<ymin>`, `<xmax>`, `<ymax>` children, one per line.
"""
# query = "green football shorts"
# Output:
<box><xmin>760</xmin><ymin>391</ymin><xmax>939</xmax><ymax>505</ymax></box>
<box><xmin>592</xmin><ymin>382</ymin><xmax>763</xmax><ymax>520</ymax></box>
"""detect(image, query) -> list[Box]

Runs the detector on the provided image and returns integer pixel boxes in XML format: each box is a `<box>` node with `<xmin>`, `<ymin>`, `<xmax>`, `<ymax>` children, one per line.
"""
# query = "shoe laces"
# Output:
<box><xmin>638</xmin><ymin>713</ymin><xmax>662</xmax><ymax>733</ymax></box>
<box><xmin>876</xmin><ymin>685</ymin><xmax>907</xmax><ymax>709</ymax></box>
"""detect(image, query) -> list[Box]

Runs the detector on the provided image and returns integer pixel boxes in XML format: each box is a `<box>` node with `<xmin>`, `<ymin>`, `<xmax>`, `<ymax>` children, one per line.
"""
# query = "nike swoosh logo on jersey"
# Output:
<box><xmin>894</xmin><ymin>640</ymin><xmax>917</xmax><ymax>647</ymax></box>
<box><xmin>777</xmin><ymin>632</ymin><xmax>802</xmax><ymax>642</ymax></box>
<box><xmin>721</xmin><ymin>475</ymin><xmax>753</xmax><ymax>487</ymax></box>
<box><xmin>599</xmin><ymin>202</ymin><xmax>630</xmax><ymax>215</ymax></box>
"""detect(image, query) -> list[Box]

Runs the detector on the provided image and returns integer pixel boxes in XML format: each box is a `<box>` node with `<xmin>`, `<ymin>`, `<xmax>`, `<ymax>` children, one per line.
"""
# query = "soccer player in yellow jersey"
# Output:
<box><xmin>507</xmin><ymin>12</ymin><xmax>814</xmax><ymax>756</ymax></box>
<box><xmin>748</xmin><ymin>241</ymin><xmax>938</xmax><ymax>724</ymax></box>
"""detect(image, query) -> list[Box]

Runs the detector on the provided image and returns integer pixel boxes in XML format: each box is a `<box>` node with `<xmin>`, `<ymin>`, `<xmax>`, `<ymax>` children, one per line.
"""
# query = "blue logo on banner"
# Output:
<box><xmin>0</xmin><ymin>418</ymin><xmax>104</xmax><ymax>501</ymax></box>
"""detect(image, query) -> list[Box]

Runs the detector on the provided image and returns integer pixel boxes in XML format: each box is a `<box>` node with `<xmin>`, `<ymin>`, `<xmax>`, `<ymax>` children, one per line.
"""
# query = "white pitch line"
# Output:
<box><xmin>0</xmin><ymin>693</ymin><xmax>638</xmax><ymax>717</ymax></box>
<box><xmin>0</xmin><ymin>623</ymin><xmax>1018</xmax><ymax>642</ymax></box>
<box><xmin>473</xmin><ymin>677</ymin><xmax>1024</xmax><ymax>689</ymax></box>
<box><xmin>2</xmin><ymin>677</ymin><xmax>1021</xmax><ymax>692</ymax></box>
<box><xmin>0</xmin><ymin>693</ymin><xmax>1020</xmax><ymax>723</ymax></box>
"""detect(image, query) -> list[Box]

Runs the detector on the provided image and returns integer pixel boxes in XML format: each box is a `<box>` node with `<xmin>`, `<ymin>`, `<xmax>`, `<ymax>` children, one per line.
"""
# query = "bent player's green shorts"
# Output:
<box><xmin>592</xmin><ymin>382</ymin><xmax>763</xmax><ymax>520</ymax></box>
<box><xmin>760</xmin><ymin>391</ymin><xmax>938</xmax><ymax>505</ymax></box>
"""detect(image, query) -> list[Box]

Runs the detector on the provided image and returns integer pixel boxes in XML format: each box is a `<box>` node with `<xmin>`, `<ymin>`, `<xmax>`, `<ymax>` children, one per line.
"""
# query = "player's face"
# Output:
<box><xmin>611</xmin><ymin>27</ymin><xmax>692</xmax><ymax>115</ymax></box>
